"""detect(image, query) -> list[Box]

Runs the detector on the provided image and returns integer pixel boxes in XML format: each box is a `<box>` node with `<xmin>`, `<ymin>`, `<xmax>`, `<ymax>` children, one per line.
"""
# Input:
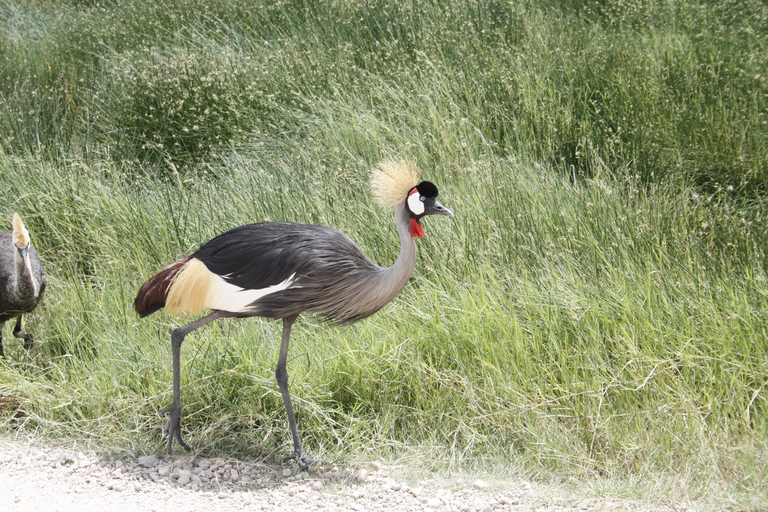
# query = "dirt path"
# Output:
<box><xmin>0</xmin><ymin>439</ymin><xmax>711</xmax><ymax>511</ymax></box>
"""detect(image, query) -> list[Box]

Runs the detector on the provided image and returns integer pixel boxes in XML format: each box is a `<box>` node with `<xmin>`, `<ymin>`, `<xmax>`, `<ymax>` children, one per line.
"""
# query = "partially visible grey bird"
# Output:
<box><xmin>134</xmin><ymin>160</ymin><xmax>453</xmax><ymax>468</ymax></box>
<box><xmin>0</xmin><ymin>213</ymin><xmax>47</xmax><ymax>357</ymax></box>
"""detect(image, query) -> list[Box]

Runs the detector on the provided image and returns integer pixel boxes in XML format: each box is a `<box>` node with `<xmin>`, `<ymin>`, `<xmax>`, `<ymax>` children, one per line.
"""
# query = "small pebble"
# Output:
<box><xmin>137</xmin><ymin>455</ymin><xmax>156</xmax><ymax>468</ymax></box>
<box><xmin>427</xmin><ymin>497</ymin><xmax>443</xmax><ymax>508</ymax></box>
<box><xmin>472</xmin><ymin>498</ymin><xmax>492</xmax><ymax>512</ymax></box>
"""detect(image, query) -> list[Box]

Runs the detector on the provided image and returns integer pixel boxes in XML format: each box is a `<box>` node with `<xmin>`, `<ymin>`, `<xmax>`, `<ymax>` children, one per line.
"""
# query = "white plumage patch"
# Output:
<box><xmin>407</xmin><ymin>189</ymin><xmax>425</xmax><ymax>215</ymax></box>
<box><xmin>208</xmin><ymin>272</ymin><xmax>296</xmax><ymax>313</ymax></box>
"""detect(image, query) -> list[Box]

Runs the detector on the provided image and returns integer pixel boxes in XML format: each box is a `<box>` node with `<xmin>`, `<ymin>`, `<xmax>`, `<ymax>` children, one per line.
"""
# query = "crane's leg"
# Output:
<box><xmin>276</xmin><ymin>315</ymin><xmax>319</xmax><ymax>470</ymax></box>
<box><xmin>160</xmin><ymin>311</ymin><xmax>221</xmax><ymax>454</ymax></box>
<box><xmin>12</xmin><ymin>315</ymin><xmax>34</xmax><ymax>351</ymax></box>
<box><xmin>0</xmin><ymin>320</ymin><xmax>5</xmax><ymax>358</ymax></box>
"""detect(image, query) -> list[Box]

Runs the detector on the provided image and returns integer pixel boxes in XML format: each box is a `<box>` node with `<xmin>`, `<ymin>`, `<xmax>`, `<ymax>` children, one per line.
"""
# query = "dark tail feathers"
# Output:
<box><xmin>134</xmin><ymin>257</ymin><xmax>190</xmax><ymax>318</ymax></box>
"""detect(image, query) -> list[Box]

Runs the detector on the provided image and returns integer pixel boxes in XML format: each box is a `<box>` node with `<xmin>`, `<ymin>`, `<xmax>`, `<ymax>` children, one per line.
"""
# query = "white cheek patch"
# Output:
<box><xmin>407</xmin><ymin>191</ymin><xmax>425</xmax><ymax>215</ymax></box>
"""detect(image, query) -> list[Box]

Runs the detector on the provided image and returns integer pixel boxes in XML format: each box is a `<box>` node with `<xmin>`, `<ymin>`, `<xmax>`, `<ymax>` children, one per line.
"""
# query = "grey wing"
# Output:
<box><xmin>193</xmin><ymin>222</ymin><xmax>375</xmax><ymax>290</ymax></box>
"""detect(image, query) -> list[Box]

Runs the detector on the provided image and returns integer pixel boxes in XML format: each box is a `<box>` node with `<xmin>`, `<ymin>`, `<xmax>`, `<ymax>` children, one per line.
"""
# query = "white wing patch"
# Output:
<box><xmin>209</xmin><ymin>272</ymin><xmax>297</xmax><ymax>313</ymax></box>
<box><xmin>407</xmin><ymin>191</ymin><xmax>425</xmax><ymax>215</ymax></box>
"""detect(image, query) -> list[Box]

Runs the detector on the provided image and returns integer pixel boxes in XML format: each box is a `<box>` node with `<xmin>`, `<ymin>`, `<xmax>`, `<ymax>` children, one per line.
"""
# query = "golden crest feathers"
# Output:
<box><xmin>12</xmin><ymin>213</ymin><xmax>30</xmax><ymax>248</ymax></box>
<box><xmin>370</xmin><ymin>159</ymin><xmax>421</xmax><ymax>208</ymax></box>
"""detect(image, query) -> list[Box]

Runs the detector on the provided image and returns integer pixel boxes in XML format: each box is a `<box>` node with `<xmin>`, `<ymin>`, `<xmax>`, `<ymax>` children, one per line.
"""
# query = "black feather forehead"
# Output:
<box><xmin>415</xmin><ymin>181</ymin><xmax>438</xmax><ymax>198</ymax></box>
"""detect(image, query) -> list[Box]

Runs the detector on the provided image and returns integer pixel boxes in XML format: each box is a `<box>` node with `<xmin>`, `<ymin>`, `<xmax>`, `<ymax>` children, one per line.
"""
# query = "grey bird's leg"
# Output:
<box><xmin>12</xmin><ymin>315</ymin><xmax>34</xmax><ymax>351</ymax></box>
<box><xmin>0</xmin><ymin>320</ymin><xmax>4</xmax><ymax>357</ymax></box>
<box><xmin>276</xmin><ymin>315</ymin><xmax>320</xmax><ymax>470</ymax></box>
<box><xmin>160</xmin><ymin>311</ymin><xmax>221</xmax><ymax>454</ymax></box>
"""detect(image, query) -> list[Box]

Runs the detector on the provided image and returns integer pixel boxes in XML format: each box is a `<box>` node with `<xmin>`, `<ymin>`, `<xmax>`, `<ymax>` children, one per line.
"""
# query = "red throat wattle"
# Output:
<box><xmin>409</xmin><ymin>218</ymin><xmax>424</xmax><ymax>238</ymax></box>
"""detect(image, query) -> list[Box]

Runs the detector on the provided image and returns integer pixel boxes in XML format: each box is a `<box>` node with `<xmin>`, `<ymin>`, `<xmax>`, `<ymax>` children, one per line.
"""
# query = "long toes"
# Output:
<box><xmin>282</xmin><ymin>451</ymin><xmax>321</xmax><ymax>470</ymax></box>
<box><xmin>174</xmin><ymin>428</ymin><xmax>191</xmax><ymax>452</ymax></box>
<box><xmin>160</xmin><ymin>406</ymin><xmax>189</xmax><ymax>454</ymax></box>
<box><xmin>297</xmin><ymin>456</ymin><xmax>322</xmax><ymax>470</ymax></box>
<box><xmin>282</xmin><ymin>451</ymin><xmax>302</xmax><ymax>464</ymax></box>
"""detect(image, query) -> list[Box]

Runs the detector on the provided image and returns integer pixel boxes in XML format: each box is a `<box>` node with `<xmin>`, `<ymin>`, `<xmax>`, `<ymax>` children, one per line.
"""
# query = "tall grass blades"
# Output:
<box><xmin>0</xmin><ymin>0</ymin><xmax>766</xmax><ymax>507</ymax></box>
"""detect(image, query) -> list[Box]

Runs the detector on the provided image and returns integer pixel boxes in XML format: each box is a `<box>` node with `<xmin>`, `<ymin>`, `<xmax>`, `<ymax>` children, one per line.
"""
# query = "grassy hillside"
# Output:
<box><xmin>1</xmin><ymin>0</ymin><xmax>766</xmax><ymax>506</ymax></box>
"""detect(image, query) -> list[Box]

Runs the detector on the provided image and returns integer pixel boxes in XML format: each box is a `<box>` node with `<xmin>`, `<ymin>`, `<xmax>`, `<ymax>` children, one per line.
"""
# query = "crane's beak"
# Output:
<box><xmin>426</xmin><ymin>199</ymin><xmax>454</xmax><ymax>217</ymax></box>
<box><xmin>16</xmin><ymin>245</ymin><xmax>29</xmax><ymax>260</ymax></box>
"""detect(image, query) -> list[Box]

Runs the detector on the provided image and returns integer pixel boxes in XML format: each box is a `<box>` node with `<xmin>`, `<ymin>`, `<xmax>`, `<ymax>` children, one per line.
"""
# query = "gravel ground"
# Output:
<box><xmin>0</xmin><ymin>439</ymin><xmax>711</xmax><ymax>512</ymax></box>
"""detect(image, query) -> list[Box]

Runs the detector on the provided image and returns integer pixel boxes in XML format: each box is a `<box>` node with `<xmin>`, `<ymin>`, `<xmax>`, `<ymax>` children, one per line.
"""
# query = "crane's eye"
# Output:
<box><xmin>420</xmin><ymin>196</ymin><xmax>425</xmax><ymax>202</ymax></box>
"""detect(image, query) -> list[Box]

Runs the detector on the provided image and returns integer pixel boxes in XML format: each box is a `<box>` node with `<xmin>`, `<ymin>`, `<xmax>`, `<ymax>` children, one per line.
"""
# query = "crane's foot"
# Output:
<box><xmin>12</xmin><ymin>329</ymin><xmax>34</xmax><ymax>351</ymax></box>
<box><xmin>21</xmin><ymin>334</ymin><xmax>34</xmax><ymax>352</ymax></box>
<box><xmin>282</xmin><ymin>449</ymin><xmax>321</xmax><ymax>470</ymax></box>
<box><xmin>160</xmin><ymin>405</ymin><xmax>191</xmax><ymax>454</ymax></box>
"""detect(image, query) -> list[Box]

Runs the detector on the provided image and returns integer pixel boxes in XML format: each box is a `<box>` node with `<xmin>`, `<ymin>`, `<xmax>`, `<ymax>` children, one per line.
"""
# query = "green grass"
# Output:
<box><xmin>0</xmin><ymin>0</ymin><xmax>767</xmax><ymax>507</ymax></box>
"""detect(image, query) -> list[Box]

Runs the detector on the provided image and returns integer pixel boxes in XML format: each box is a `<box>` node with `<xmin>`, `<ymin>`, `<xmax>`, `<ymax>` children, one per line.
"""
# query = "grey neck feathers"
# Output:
<box><xmin>14</xmin><ymin>248</ymin><xmax>40</xmax><ymax>299</ymax></box>
<box><xmin>378</xmin><ymin>203</ymin><xmax>417</xmax><ymax>295</ymax></box>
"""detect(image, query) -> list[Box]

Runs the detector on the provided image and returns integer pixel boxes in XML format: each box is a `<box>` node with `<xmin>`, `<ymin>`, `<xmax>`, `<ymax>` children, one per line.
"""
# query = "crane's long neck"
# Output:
<box><xmin>380</xmin><ymin>203</ymin><xmax>417</xmax><ymax>292</ymax></box>
<box><xmin>14</xmin><ymin>247</ymin><xmax>40</xmax><ymax>299</ymax></box>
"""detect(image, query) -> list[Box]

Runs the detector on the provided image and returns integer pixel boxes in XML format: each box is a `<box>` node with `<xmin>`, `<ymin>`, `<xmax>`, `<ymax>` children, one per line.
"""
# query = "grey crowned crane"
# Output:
<box><xmin>134</xmin><ymin>160</ymin><xmax>453</xmax><ymax>468</ymax></box>
<box><xmin>0</xmin><ymin>214</ymin><xmax>46</xmax><ymax>357</ymax></box>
